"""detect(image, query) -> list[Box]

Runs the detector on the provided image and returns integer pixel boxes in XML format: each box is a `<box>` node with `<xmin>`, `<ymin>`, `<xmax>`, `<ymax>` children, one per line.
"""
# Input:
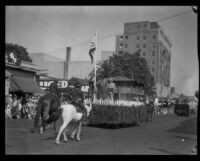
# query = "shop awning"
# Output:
<box><xmin>10</xmin><ymin>76</ymin><xmax>43</xmax><ymax>94</ymax></box>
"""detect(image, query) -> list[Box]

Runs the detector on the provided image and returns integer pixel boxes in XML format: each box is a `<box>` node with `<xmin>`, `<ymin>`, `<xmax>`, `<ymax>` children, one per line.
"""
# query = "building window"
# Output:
<box><xmin>143</xmin><ymin>35</ymin><xmax>146</xmax><ymax>40</ymax></box>
<box><xmin>125</xmin><ymin>43</ymin><xmax>128</xmax><ymax>48</ymax></box>
<box><xmin>143</xmin><ymin>51</ymin><xmax>146</xmax><ymax>56</ymax></box>
<box><xmin>137</xmin><ymin>36</ymin><xmax>140</xmax><ymax>40</ymax></box>
<box><xmin>143</xmin><ymin>44</ymin><xmax>146</xmax><ymax>48</ymax></box>
<box><xmin>152</xmin><ymin>43</ymin><xmax>156</xmax><ymax>48</ymax></box>
<box><xmin>125</xmin><ymin>35</ymin><xmax>128</xmax><ymax>40</ymax></box>
<box><xmin>152</xmin><ymin>68</ymin><xmax>155</xmax><ymax>72</ymax></box>
<box><xmin>120</xmin><ymin>44</ymin><xmax>123</xmax><ymax>48</ymax></box>
<box><xmin>137</xmin><ymin>44</ymin><xmax>140</xmax><ymax>48</ymax></box>
<box><xmin>152</xmin><ymin>50</ymin><xmax>155</xmax><ymax>56</ymax></box>
<box><xmin>120</xmin><ymin>36</ymin><xmax>123</xmax><ymax>41</ymax></box>
<box><xmin>153</xmin><ymin>35</ymin><xmax>156</xmax><ymax>39</ymax></box>
<box><xmin>152</xmin><ymin>60</ymin><xmax>155</xmax><ymax>65</ymax></box>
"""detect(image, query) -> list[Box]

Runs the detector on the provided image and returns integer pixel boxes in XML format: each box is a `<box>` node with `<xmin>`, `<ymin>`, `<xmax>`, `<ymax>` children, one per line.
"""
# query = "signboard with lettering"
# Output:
<box><xmin>39</xmin><ymin>80</ymin><xmax>68</xmax><ymax>89</ymax></box>
<box><xmin>39</xmin><ymin>80</ymin><xmax>89</xmax><ymax>92</ymax></box>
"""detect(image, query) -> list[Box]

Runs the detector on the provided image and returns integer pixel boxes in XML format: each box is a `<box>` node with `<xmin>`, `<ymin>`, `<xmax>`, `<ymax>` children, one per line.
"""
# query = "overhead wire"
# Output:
<box><xmin>157</xmin><ymin>9</ymin><xmax>193</xmax><ymax>22</ymax></box>
<box><xmin>17</xmin><ymin>7</ymin><xmax>194</xmax><ymax>56</ymax></box>
<box><xmin>17</xmin><ymin>7</ymin><xmax>71</xmax><ymax>46</ymax></box>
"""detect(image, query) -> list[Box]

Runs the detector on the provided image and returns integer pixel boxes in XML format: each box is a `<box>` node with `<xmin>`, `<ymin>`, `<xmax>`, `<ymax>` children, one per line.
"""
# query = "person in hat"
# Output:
<box><xmin>49</xmin><ymin>80</ymin><xmax>60</xmax><ymax>99</ymax></box>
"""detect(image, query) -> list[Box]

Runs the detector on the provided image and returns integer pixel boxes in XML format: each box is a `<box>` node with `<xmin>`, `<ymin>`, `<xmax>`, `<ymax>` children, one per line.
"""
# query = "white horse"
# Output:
<box><xmin>55</xmin><ymin>99</ymin><xmax>92</xmax><ymax>144</ymax></box>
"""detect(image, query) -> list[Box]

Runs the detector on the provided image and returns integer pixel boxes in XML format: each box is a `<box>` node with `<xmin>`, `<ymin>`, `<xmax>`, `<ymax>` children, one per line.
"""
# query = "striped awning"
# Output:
<box><xmin>9</xmin><ymin>76</ymin><xmax>43</xmax><ymax>94</ymax></box>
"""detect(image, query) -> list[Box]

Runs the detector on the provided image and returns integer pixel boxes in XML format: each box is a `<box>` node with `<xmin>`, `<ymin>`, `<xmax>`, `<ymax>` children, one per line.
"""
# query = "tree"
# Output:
<box><xmin>88</xmin><ymin>50</ymin><xmax>155</xmax><ymax>97</ymax></box>
<box><xmin>5</xmin><ymin>43</ymin><xmax>32</xmax><ymax>64</ymax></box>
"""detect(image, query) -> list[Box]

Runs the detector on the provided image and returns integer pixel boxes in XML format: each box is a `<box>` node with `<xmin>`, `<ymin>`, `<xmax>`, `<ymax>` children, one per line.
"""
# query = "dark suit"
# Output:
<box><xmin>49</xmin><ymin>82</ymin><xmax>59</xmax><ymax>95</ymax></box>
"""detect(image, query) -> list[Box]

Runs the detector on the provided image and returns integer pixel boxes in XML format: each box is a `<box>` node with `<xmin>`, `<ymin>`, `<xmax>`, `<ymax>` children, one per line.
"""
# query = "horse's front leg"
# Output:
<box><xmin>150</xmin><ymin>113</ymin><xmax>152</xmax><ymax>122</ymax></box>
<box><xmin>76</xmin><ymin>121</ymin><xmax>82</xmax><ymax>141</ymax></box>
<box><xmin>53</xmin><ymin>121</ymin><xmax>56</xmax><ymax>131</ymax></box>
<box><xmin>146</xmin><ymin>113</ymin><xmax>149</xmax><ymax>122</ymax></box>
<box><xmin>70</xmin><ymin>123</ymin><xmax>78</xmax><ymax>140</ymax></box>
<box><xmin>63</xmin><ymin>128</ymin><xmax>68</xmax><ymax>142</ymax></box>
<box><xmin>40</xmin><ymin>119</ymin><xmax>46</xmax><ymax>133</ymax></box>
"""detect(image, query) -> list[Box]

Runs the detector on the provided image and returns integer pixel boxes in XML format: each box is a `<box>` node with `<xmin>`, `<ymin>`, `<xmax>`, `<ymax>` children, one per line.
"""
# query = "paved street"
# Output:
<box><xmin>5</xmin><ymin>114</ymin><xmax>197</xmax><ymax>155</ymax></box>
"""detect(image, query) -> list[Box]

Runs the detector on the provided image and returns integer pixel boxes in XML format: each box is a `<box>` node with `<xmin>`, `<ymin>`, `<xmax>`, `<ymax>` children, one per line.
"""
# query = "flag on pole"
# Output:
<box><xmin>89</xmin><ymin>33</ymin><xmax>96</xmax><ymax>64</ymax></box>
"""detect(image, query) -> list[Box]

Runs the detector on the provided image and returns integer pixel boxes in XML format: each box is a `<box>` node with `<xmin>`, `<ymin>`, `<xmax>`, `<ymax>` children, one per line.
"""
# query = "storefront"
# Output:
<box><xmin>5</xmin><ymin>58</ymin><xmax>43</xmax><ymax>96</ymax></box>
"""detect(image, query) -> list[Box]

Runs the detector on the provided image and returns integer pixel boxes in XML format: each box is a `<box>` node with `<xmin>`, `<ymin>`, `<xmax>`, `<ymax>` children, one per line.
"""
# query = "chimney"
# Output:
<box><xmin>64</xmin><ymin>47</ymin><xmax>71</xmax><ymax>80</ymax></box>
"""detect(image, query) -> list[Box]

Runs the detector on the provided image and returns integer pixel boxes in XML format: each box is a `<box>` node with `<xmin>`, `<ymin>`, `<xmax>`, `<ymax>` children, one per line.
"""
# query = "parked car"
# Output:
<box><xmin>174</xmin><ymin>104</ymin><xmax>190</xmax><ymax>117</ymax></box>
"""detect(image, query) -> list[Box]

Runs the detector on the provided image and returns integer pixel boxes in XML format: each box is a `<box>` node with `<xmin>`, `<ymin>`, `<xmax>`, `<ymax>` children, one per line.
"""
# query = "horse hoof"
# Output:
<box><xmin>63</xmin><ymin>139</ymin><xmax>68</xmax><ymax>142</ymax></box>
<box><xmin>55</xmin><ymin>140</ymin><xmax>60</xmax><ymax>144</ymax></box>
<box><xmin>76</xmin><ymin>138</ymin><xmax>80</xmax><ymax>141</ymax></box>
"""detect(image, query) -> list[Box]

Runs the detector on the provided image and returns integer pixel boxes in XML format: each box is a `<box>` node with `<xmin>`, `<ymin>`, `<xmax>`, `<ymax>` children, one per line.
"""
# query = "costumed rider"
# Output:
<box><xmin>49</xmin><ymin>80</ymin><xmax>60</xmax><ymax>103</ymax></box>
<box><xmin>45</xmin><ymin>80</ymin><xmax>62</xmax><ymax>127</ymax></box>
<box><xmin>69</xmin><ymin>84</ymin><xmax>87</xmax><ymax>121</ymax></box>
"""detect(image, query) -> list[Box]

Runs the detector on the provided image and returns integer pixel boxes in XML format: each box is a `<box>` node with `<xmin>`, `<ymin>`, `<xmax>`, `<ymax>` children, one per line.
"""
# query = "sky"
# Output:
<box><xmin>5</xmin><ymin>6</ymin><xmax>198</xmax><ymax>96</ymax></box>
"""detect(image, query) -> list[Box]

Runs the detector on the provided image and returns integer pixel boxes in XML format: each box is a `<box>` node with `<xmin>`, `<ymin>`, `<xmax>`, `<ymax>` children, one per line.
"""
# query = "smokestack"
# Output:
<box><xmin>64</xmin><ymin>47</ymin><xmax>71</xmax><ymax>80</ymax></box>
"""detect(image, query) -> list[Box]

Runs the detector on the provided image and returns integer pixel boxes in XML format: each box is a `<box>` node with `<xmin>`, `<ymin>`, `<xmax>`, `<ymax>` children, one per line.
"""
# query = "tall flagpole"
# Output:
<box><xmin>95</xmin><ymin>29</ymin><xmax>97</xmax><ymax>89</ymax></box>
<box><xmin>94</xmin><ymin>29</ymin><xmax>97</xmax><ymax>102</ymax></box>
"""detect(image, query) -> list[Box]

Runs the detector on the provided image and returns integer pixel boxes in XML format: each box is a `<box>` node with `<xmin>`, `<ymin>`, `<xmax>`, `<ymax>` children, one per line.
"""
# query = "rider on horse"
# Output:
<box><xmin>49</xmin><ymin>80</ymin><xmax>60</xmax><ymax>101</ymax></box>
<box><xmin>33</xmin><ymin>80</ymin><xmax>61</xmax><ymax>132</ymax></box>
<box><xmin>66</xmin><ymin>85</ymin><xmax>87</xmax><ymax>121</ymax></box>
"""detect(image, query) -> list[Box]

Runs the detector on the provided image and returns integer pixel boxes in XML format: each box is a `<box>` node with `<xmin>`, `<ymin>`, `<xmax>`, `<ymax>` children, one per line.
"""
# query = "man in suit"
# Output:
<box><xmin>49</xmin><ymin>81</ymin><xmax>59</xmax><ymax>96</ymax></box>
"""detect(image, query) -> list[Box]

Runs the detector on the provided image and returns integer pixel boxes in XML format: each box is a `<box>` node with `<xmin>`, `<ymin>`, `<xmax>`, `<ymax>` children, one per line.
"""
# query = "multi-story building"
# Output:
<box><xmin>115</xmin><ymin>21</ymin><xmax>172</xmax><ymax>98</ymax></box>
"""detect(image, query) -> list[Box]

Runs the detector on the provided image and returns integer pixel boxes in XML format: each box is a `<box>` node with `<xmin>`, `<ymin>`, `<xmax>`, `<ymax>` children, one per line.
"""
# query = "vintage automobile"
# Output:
<box><xmin>174</xmin><ymin>104</ymin><xmax>190</xmax><ymax>117</ymax></box>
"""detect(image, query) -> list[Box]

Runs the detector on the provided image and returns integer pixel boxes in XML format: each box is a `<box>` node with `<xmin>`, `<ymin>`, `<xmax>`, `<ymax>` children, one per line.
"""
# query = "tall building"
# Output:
<box><xmin>115</xmin><ymin>21</ymin><xmax>172</xmax><ymax>97</ymax></box>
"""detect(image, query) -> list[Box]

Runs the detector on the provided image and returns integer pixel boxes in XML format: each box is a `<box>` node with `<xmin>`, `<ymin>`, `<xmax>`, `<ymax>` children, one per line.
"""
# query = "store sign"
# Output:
<box><xmin>39</xmin><ymin>80</ymin><xmax>68</xmax><ymax>89</ymax></box>
<box><xmin>39</xmin><ymin>80</ymin><xmax>89</xmax><ymax>92</ymax></box>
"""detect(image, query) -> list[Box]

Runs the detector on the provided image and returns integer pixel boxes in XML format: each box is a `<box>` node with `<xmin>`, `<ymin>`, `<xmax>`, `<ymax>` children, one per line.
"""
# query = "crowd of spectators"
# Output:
<box><xmin>5</xmin><ymin>93</ymin><xmax>40</xmax><ymax>119</ymax></box>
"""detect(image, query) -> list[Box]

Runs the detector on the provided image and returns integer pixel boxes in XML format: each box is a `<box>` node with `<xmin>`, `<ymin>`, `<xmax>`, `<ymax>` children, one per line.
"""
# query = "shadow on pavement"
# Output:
<box><xmin>41</xmin><ymin>136</ymin><xmax>56</xmax><ymax>141</ymax></box>
<box><xmin>149</xmin><ymin>147</ymin><xmax>185</xmax><ymax>155</ymax></box>
<box><xmin>40</xmin><ymin>133</ymin><xmax>75</xmax><ymax>141</ymax></box>
<box><xmin>87</xmin><ymin>123</ymin><xmax>140</xmax><ymax>129</ymax></box>
<box><xmin>166</xmin><ymin>117</ymin><xmax>197</xmax><ymax>135</ymax></box>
